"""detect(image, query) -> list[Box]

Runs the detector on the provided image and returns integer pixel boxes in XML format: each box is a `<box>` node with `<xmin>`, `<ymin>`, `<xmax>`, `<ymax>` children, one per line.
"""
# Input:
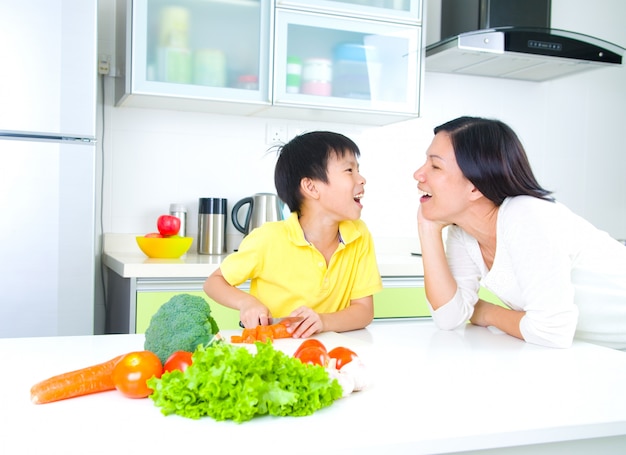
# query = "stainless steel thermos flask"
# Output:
<box><xmin>197</xmin><ymin>197</ymin><xmax>227</xmax><ymax>254</ymax></box>
<box><xmin>169</xmin><ymin>203</ymin><xmax>187</xmax><ymax>237</ymax></box>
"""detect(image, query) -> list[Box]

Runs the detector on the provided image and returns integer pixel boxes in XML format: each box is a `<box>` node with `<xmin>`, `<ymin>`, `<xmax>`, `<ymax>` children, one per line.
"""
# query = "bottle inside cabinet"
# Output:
<box><xmin>278</xmin><ymin>17</ymin><xmax>419</xmax><ymax>111</ymax></box>
<box><xmin>144</xmin><ymin>0</ymin><xmax>262</xmax><ymax>90</ymax></box>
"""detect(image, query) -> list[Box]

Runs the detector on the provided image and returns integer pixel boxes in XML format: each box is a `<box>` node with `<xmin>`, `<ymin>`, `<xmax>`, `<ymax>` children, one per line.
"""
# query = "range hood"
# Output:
<box><xmin>425</xmin><ymin>27</ymin><xmax>624</xmax><ymax>82</ymax></box>
<box><xmin>425</xmin><ymin>0</ymin><xmax>624</xmax><ymax>81</ymax></box>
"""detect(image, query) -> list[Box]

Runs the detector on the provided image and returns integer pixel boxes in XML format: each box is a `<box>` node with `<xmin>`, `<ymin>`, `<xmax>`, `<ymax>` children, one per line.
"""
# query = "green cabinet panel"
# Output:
<box><xmin>372</xmin><ymin>285</ymin><xmax>506</xmax><ymax>320</ymax></box>
<box><xmin>132</xmin><ymin>278</ymin><xmax>508</xmax><ymax>330</ymax></box>
<box><xmin>137</xmin><ymin>286</ymin><xmax>434</xmax><ymax>332</ymax></box>
<box><xmin>478</xmin><ymin>287</ymin><xmax>506</xmax><ymax>307</ymax></box>
<box><xmin>374</xmin><ymin>286</ymin><xmax>430</xmax><ymax>318</ymax></box>
<box><xmin>129</xmin><ymin>276</ymin><xmax>505</xmax><ymax>333</ymax></box>
<box><xmin>136</xmin><ymin>291</ymin><xmax>241</xmax><ymax>334</ymax></box>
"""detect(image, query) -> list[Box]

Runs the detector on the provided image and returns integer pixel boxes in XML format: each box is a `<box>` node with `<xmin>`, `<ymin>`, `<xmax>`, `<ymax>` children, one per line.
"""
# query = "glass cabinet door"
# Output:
<box><xmin>276</xmin><ymin>0</ymin><xmax>422</xmax><ymax>24</ymax></box>
<box><xmin>127</xmin><ymin>0</ymin><xmax>271</xmax><ymax>106</ymax></box>
<box><xmin>273</xmin><ymin>10</ymin><xmax>421</xmax><ymax>115</ymax></box>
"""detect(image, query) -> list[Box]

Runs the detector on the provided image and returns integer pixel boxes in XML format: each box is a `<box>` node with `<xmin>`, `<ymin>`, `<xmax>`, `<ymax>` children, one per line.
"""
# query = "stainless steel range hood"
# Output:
<box><xmin>425</xmin><ymin>0</ymin><xmax>623</xmax><ymax>81</ymax></box>
<box><xmin>425</xmin><ymin>27</ymin><xmax>624</xmax><ymax>82</ymax></box>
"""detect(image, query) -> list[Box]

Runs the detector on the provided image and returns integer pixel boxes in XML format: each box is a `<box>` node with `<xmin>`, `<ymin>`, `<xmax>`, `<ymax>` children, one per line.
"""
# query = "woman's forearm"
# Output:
<box><xmin>418</xmin><ymin>226</ymin><xmax>458</xmax><ymax>309</ymax></box>
<box><xmin>470</xmin><ymin>300</ymin><xmax>525</xmax><ymax>340</ymax></box>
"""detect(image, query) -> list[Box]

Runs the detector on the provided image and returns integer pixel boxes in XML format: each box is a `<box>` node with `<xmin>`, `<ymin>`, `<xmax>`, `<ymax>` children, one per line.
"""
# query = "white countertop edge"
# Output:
<box><xmin>406</xmin><ymin>423</ymin><xmax>626</xmax><ymax>454</ymax></box>
<box><xmin>103</xmin><ymin>233</ymin><xmax>424</xmax><ymax>278</ymax></box>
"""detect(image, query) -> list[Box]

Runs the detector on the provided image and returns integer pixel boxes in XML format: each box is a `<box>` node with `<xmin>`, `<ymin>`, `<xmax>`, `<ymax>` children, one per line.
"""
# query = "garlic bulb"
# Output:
<box><xmin>326</xmin><ymin>365</ymin><xmax>355</xmax><ymax>397</ymax></box>
<box><xmin>339</xmin><ymin>358</ymin><xmax>370</xmax><ymax>391</ymax></box>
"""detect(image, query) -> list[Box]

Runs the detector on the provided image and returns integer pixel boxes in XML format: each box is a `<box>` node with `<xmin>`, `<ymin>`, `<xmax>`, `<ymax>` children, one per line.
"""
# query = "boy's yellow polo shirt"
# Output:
<box><xmin>219</xmin><ymin>212</ymin><xmax>383</xmax><ymax>317</ymax></box>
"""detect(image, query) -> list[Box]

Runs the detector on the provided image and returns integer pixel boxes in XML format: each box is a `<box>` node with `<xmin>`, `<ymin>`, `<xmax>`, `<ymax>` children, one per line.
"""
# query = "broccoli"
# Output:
<box><xmin>144</xmin><ymin>293</ymin><xmax>220</xmax><ymax>364</ymax></box>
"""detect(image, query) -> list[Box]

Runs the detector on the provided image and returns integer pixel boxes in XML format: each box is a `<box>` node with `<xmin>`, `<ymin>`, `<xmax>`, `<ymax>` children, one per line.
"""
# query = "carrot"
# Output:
<box><xmin>241</xmin><ymin>328</ymin><xmax>257</xmax><ymax>344</ymax></box>
<box><xmin>231</xmin><ymin>323</ymin><xmax>294</xmax><ymax>344</ymax></box>
<box><xmin>30</xmin><ymin>354</ymin><xmax>125</xmax><ymax>404</ymax></box>
<box><xmin>256</xmin><ymin>325</ymin><xmax>274</xmax><ymax>342</ymax></box>
<box><xmin>270</xmin><ymin>323</ymin><xmax>292</xmax><ymax>339</ymax></box>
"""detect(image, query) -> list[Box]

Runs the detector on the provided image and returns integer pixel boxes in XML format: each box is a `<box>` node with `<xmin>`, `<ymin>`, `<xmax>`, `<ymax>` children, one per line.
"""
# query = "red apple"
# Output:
<box><xmin>157</xmin><ymin>215</ymin><xmax>181</xmax><ymax>236</ymax></box>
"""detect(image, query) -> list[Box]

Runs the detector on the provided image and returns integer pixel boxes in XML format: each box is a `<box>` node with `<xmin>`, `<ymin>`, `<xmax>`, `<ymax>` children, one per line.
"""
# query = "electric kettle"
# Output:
<box><xmin>231</xmin><ymin>193</ymin><xmax>286</xmax><ymax>235</ymax></box>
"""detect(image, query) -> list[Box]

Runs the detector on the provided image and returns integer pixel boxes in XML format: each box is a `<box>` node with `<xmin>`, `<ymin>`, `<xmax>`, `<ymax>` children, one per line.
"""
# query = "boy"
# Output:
<box><xmin>203</xmin><ymin>131</ymin><xmax>382</xmax><ymax>338</ymax></box>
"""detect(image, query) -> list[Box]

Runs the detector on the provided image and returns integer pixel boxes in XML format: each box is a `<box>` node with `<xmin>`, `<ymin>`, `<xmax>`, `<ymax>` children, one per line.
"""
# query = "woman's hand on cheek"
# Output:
<box><xmin>417</xmin><ymin>205</ymin><xmax>447</xmax><ymax>236</ymax></box>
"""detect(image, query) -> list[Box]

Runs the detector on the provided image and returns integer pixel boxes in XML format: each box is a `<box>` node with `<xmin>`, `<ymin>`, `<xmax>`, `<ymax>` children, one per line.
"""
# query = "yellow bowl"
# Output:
<box><xmin>136</xmin><ymin>236</ymin><xmax>193</xmax><ymax>259</ymax></box>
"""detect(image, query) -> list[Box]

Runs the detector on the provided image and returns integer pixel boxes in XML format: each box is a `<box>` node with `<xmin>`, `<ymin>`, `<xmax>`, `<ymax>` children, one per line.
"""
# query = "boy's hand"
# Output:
<box><xmin>287</xmin><ymin>306</ymin><xmax>323</xmax><ymax>338</ymax></box>
<box><xmin>239</xmin><ymin>298</ymin><xmax>272</xmax><ymax>328</ymax></box>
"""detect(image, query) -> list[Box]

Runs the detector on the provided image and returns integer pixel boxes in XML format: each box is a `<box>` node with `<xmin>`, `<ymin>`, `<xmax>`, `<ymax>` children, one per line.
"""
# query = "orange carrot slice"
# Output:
<box><xmin>30</xmin><ymin>354</ymin><xmax>125</xmax><ymax>404</ymax></box>
<box><xmin>241</xmin><ymin>328</ymin><xmax>257</xmax><ymax>344</ymax></box>
<box><xmin>270</xmin><ymin>323</ymin><xmax>292</xmax><ymax>339</ymax></box>
<box><xmin>256</xmin><ymin>325</ymin><xmax>275</xmax><ymax>342</ymax></box>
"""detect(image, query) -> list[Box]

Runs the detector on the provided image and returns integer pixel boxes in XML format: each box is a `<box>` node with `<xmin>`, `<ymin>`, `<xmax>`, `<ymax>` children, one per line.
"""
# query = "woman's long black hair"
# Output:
<box><xmin>434</xmin><ymin>116</ymin><xmax>554</xmax><ymax>206</ymax></box>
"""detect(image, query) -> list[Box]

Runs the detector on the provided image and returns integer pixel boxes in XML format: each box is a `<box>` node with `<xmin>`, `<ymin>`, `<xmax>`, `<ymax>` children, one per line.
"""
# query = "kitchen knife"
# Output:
<box><xmin>238</xmin><ymin>316</ymin><xmax>303</xmax><ymax>328</ymax></box>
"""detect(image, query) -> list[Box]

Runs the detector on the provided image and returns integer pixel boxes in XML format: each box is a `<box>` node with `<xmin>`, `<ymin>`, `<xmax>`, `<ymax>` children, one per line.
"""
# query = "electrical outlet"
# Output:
<box><xmin>98</xmin><ymin>54</ymin><xmax>111</xmax><ymax>75</ymax></box>
<box><xmin>266</xmin><ymin>124</ymin><xmax>288</xmax><ymax>145</ymax></box>
<box><xmin>288</xmin><ymin>126</ymin><xmax>305</xmax><ymax>140</ymax></box>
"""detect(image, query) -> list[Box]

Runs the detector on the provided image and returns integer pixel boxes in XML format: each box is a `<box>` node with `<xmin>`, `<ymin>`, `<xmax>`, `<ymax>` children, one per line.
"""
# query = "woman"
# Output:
<box><xmin>414</xmin><ymin>116</ymin><xmax>626</xmax><ymax>349</ymax></box>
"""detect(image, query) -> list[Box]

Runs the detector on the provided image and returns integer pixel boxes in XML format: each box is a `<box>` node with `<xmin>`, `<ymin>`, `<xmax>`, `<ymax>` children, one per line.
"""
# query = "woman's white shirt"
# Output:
<box><xmin>429</xmin><ymin>196</ymin><xmax>626</xmax><ymax>349</ymax></box>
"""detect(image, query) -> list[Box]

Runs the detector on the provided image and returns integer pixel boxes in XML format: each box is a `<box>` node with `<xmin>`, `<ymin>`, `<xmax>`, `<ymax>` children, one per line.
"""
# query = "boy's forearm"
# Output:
<box><xmin>321</xmin><ymin>297</ymin><xmax>373</xmax><ymax>332</ymax></box>
<box><xmin>203</xmin><ymin>271</ymin><xmax>253</xmax><ymax>312</ymax></box>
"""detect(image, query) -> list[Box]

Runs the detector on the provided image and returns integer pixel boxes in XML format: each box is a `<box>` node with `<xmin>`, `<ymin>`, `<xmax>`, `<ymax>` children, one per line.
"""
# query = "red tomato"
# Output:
<box><xmin>157</xmin><ymin>215</ymin><xmax>181</xmax><ymax>236</ymax></box>
<box><xmin>145</xmin><ymin>232</ymin><xmax>164</xmax><ymax>238</ymax></box>
<box><xmin>163</xmin><ymin>351</ymin><xmax>193</xmax><ymax>373</ymax></box>
<box><xmin>112</xmin><ymin>351</ymin><xmax>163</xmax><ymax>399</ymax></box>
<box><xmin>293</xmin><ymin>339</ymin><xmax>327</xmax><ymax>358</ymax></box>
<box><xmin>328</xmin><ymin>346</ymin><xmax>358</xmax><ymax>370</ymax></box>
<box><xmin>294</xmin><ymin>346</ymin><xmax>330</xmax><ymax>367</ymax></box>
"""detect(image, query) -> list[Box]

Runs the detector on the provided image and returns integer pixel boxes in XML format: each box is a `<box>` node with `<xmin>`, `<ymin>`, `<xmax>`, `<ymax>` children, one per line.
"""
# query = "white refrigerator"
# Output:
<box><xmin>0</xmin><ymin>0</ymin><xmax>98</xmax><ymax>337</ymax></box>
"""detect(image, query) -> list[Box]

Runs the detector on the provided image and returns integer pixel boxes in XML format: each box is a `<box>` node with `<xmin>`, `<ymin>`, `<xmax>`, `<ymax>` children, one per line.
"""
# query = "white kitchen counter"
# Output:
<box><xmin>3</xmin><ymin>320</ymin><xmax>626</xmax><ymax>454</ymax></box>
<box><xmin>103</xmin><ymin>233</ymin><xmax>424</xmax><ymax>278</ymax></box>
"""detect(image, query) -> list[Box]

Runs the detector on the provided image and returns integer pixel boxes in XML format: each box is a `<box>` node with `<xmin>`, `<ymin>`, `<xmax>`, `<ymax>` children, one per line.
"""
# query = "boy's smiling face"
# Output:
<box><xmin>316</xmin><ymin>150</ymin><xmax>366</xmax><ymax>221</ymax></box>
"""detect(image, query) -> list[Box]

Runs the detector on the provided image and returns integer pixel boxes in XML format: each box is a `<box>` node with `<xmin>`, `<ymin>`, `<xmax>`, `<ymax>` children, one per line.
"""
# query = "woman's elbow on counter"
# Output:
<box><xmin>524</xmin><ymin>333</ymin><xmax>574</xmax><ymax>349</ymax></box>
<box><xmin>520</xmin><ymin>313</ymin><xmax>578</xmax><ymax>349</ymax></box>
<box><xmin>430</xmin><ymin>307</ymin><xmax>470</xmax><ymax>331</ymax></box>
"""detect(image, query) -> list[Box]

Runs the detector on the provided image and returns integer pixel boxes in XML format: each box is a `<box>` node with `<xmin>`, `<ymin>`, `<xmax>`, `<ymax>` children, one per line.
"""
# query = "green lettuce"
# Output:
<box><xmin>147</xmin><ymin>341</ymin><xmax>343</xmax><ymax>423</ymax></box>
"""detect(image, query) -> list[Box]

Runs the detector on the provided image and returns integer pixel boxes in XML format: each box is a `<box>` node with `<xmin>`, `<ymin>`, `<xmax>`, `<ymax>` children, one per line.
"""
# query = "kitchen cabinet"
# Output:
<box><xmin>107</xmin><ymin>276</ymin><xmax>240</xmax><ymax>334</ymax></box>
<box><xmin>137</xmin><ymin>280</ymin><xmax>430</xmax><ymax>334</ymax></box>
<box><xmin>136</xmin><ymin>289</ymin><xmax>241</xmax><ymax>333</ymax></box>
<box><xmin>271</xmin><ymin>8</ymin><xmax>421</xmax><ymax>122</ymax></box>
<box><xmin>115</xmin><ymin>0</ymin><xmax>272</xmax><ymax>115</ymax></box>
<box><xmin>103</xmin><ymin>234</ymin><xmax>427</xmax><ymax>334</ymax></box>
<box><xmin>374</xmin><ymin>279</ymin><xmax>505</xmax><ymax>319</ymax></box>
<box><xmin>106</xmin><ymin>274</ymin><xmax>429</xmax><ymax>334</ymax></box>
<box><xmin>276</xmin><ymin>0</ymin><xmax>422</xmax><ymax>24</ymax></box>
<box><xmin>374</xmin><ymin>277</ymin><xmax>429</xmax><ymax>318</ymax></box>
<box><xmin>114</xmin><ymin>0</ymin><xmax>422</xmax><ymax>125</ymax></box>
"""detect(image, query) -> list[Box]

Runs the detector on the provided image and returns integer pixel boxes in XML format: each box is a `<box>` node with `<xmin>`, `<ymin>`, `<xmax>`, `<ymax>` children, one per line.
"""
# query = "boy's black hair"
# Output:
<box><xmin>274</xmin><ymin>131</ymin><xmax>361</xmax><ymax>214</ymax></box>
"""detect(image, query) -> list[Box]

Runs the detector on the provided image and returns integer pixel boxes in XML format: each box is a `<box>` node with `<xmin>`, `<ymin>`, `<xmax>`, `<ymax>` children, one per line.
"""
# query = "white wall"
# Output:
<box><xmin>97</xmin><ymin>0</ymin><xmax>626</xmax><ymax>245</ymax></box>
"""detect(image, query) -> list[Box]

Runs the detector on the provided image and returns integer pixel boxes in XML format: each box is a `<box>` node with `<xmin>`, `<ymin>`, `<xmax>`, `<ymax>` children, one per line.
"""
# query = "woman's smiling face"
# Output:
<box><xmin>413</xmin><ymin>132</ymin><xmax>476</xmax><ymax>223</ymax></box>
